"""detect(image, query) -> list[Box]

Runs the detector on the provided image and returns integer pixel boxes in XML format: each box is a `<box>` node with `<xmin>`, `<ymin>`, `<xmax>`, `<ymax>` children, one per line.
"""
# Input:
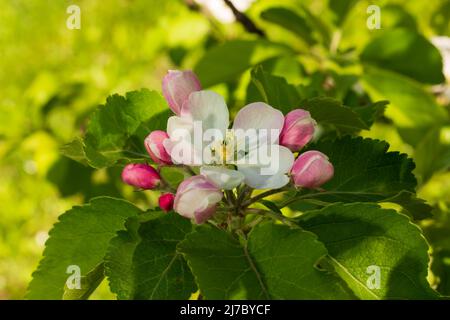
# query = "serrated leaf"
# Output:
<box><xmin>63</xmin><ymin>263</ymin><xmax>104</xmax><ymax>300</ymax></box>
<box><xmin>291</xmin><ymin>136</ymin><xmax>431</xmax><ymax>220</ymax></box>
<box><xmin>296</xmin><ymin>203</ymin><xmax>439</xmax><ymax>299</ymax></box>
<box><xmin>60</xmin><ymin>138</ymin><xmax>88</xmax><ymax>166</ymax></box>
<box><xmin>105</xmin><ymin>212</ymin><xmax>196</xmax><ymax>300</ymax></box>
<box><xmin>178</xmin><ymin>223</ymin><xmax>355</xmax><ymax>299</ymax></box>
<box><xmin>27</xmin><ymin>197</ymin><xmax>143</xmax><ymax>299</ymax></box>
<box><xmin>82</xmin><ymin>89</ymin><xmax>170</xmax><ymax>168</ymax></box>
<box><xmin>350</xmin><ymin>100</ymin><xmax>388</xmax><ymax>128</ymax></box>
<box><xmin>246</xmin><ymin>65</ymin><xmax>301</xmax><ymax>110</ymax></box>
<box><xmin>383</xmin><ymin>191</ymin><xmax>432</xmax><ymax>220</ymax></box>
<box><xmin>194</xmin><ymin>40</ymin><xmax>291</xmax><ymax>87</ymax></box>
<box><xmin>104</xmin><ymin>217</ymin><xmax>142</xmax><ymax>300</ymax></box>
<box><xmin>246</xmin><ymin>68</ymin><xmax>368</xmax><ymax>133</ymax></box>
<box><xmin>361</xmin><ymin>29</ymin><xmax>445</xmax><ymax>84</ymax></box>
<box><xmin>300</xmin><ymin>97</ymin><xmax>369</xmax><ymax>133</ymax></box>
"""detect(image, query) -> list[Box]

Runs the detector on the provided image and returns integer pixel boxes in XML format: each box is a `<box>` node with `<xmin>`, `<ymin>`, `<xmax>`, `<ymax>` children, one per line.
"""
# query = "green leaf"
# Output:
<box><xmin>329</xmin><ymin>0</ymin><xmax>358</xmax><ymax>26</ymax></box>
<box><xmin>430</xmin><ymin>1</ymin><xmax>450</xmax><ymax>35</ymax></box>
<box><xmin>361</xmin><ymin>66</ymin><xmax>448</xmax><ymax>145</ymax></box>
<box><xmin>381</xmin><ymin>4</ymin><xmax>418</xmax><ymax>31</ymax></box>
<box><xmin>27</xmin><ymin>197</ymin><xmax>142</xmax><ymax>299</ymax></box>
<box><xmin>350</xmin><ymin>100</ymin><xmax>388</xmax><ymax>128</ymax></box>
<box><xmin>194</xmin><ymin>40</ymin><xmax>291</xmax><ymax>87</ymax></box>
<box><xmin>260</xmin><ymin>7</ymin><xmax>316</xmax><ymax>45</ymax></box>
<box><xmin>178</xmin><ymin>223</ymin><xmax>355</xmax><ymax>299</ymax></box>
<box><xmin>300</xmin><ymin>97</ymin><xmax>368</xmax><ymax>133</ymax></box>
<box><xmin>246</xmin><ymin>65</ymin><xmax>301</xmax><ymax>110</ymax></box>
<box><xmin>105</xmin><ymin>212</ymin><xmax>196</xmax><ymax>300</ymax></box>
<box><xmin>414</xmin><ymin>127</ymin><xmax>450</xmax><ymax>183</ymax></box>
<box><xmin>81</xmin><ymin>89</ymin><xmax>170</xmax><ymax>168</ymax></box>
<box><xmin>104</xmin><ymin>217</ymin><xmax>142</xmax><ymax>300</ymax></box>
<box><xmin>159</xmin><ymin>166</ymin><xmax>190</xmax><ymax>189</ymax></box>
<box><xmin>63</xmin><ymin>263</ymin><xmax>104</xmax><ymax>300</ymax></box>
<box><xmin>132</xmin><ymin>212</ymin><xmax>196</xmax><ymax>299</ymax></box>
<box><xmin>246</xmin><ymin>68</ymin><xmax>368</xmax><ymax>133</ymax></box>
<box><xmin>60</xmin><ymin>138</ymin><xmax>89</xmax><ymax>166</ymax></box>
<box><xmin>383</xmin><ymin>191</ymin><xmax>433</xmax><ymax>220</ymax></box>
<box><xmin>361</xmin><ymin>29</ymin><xmax>445</xmax><ymax>84</ymax></box>
<box><xmin>296</xmin><ymin>203</ymin><xmax>439</xmax><ymax>299</ymax></box>
<box><xmin>297</xmin><ymin>4</ymin><xmax>331</xmax><ymax>46</ymax></box>
<box><xmin>296</xmin><ymin>136</ymin><xmax>432</xmax><ymax>220</ymax></box>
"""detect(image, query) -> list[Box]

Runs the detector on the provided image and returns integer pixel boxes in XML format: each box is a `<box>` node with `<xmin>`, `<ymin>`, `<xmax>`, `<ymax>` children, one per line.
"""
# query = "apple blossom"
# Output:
<box><xmin>291</xmin><ymin>150</ymin><xmax>334</xmax><ymax>189</ymax></box>
<box><xmin>162</xmin><ymin>70</ymin><xmax>202</xmax><ymax>115</ymax></box>
<box><xmin>279</xmin><ymin>109</ymin><xmax>316</xmax><ymax>152</ymax></box>
<box><xmin>164</xmin><ymin>90</ymin><xmax>295</xmax><ymax>190</ymax></box>
<box><xmin>173</xmin><ymin>175</ymin><xmax>223</xmax><ymax>224</ymax></box>
<box><xmin>121</xmin><ymin>163</ymin><xmax>161</xmax><ymax>189</ymax></box>
<box><xmin>144</xmin><ymin>130</ymin><xmax>172</xmax><ymax>165</ymax></box>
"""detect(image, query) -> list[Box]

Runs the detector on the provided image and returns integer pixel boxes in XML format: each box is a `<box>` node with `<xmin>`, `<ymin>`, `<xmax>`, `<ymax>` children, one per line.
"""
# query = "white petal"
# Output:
<box><xmin>232</xmin><ymin>102</ymin><xmax>284</xmax><ymax>147</ymax></box>
<box><xmin>182</xmin><ymin>90</ymin><xmax>229</xmax><ymax>135</ymax></box>
<box><xmin>239</xmin><ymin>167</ymin><xmax>290</xmax><ymax>189</ymax></box>
<box><xmin>200</xmin><ymin>166</ymin><xmax>244</xmax><ymax>190</ymax></box>
<box><xmin>167</xmin><ymin>115</ymin><xmax>194</xmax><ymax>141</ymax></box>
<box><xmin>166</xmin><ymin>116</ymin><xmax>202</xmax><ymax>165</ymax></box>
<box><xmin>238</xmin><ymin>145</ymin><xmax>295</xmax><ymax>189</ymax></box>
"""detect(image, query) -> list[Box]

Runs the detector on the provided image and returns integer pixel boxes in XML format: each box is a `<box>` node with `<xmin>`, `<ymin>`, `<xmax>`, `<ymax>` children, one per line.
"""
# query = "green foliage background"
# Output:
<box><xmin>0</xmin><ymin>0</ymin><xmax>449</xmax><ymax>299</ymax></box>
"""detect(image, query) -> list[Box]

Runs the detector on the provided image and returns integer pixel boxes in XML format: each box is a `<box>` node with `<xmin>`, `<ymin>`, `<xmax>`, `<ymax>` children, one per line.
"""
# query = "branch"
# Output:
<box><xmin>223</xmin><ymin>0</ymin><xmax>266</xmax><ymax>37</ymax></box>
<box><xmin>242</xmin><ymin>186</ymin><xmax>290</xmax><ymax>207</ymax></box>
<box><xmin>183</xmin><ymin>0</ymin><xmax>200</xmax><ymax>11</ymax></box>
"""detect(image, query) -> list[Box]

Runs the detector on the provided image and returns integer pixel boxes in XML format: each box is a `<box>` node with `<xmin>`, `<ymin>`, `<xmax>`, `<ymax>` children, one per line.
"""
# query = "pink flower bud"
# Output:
<box><xmin>291</xmin><ymin>151</ymin><xmax>334</xmax><ymax>189</ymax></box>
<box><xmin>174</xmin><ymin>175</ymin><xmax>223</xmax><ymax>224</ymax></box>
<box><xmin>159</xmin><ymin>193</ymin><xmax>175</xmax><ymax>212</ymax></box>
<box><xmin>162</xmin><ymin>70</ymin><xmax>202</xmax><ymax>115</ymax></box>
<box><xmin>121</xmin><ymin>163</ymin><xmax>161</xmax><ymax>189</ymax></box>
<box><xmin>279</xmin><ymin>109</ymin><xmax>316</xmax><ymax>152</ymax></box>
<box><xmin>144</xmin><ymin>130</ymin><xmax>172</xmax><ymax>165</ymax></box>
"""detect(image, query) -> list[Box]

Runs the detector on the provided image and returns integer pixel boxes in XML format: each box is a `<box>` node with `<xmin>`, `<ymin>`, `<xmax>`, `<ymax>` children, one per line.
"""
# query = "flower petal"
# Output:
<box><xmin>165</xmin><ymin>116</ymin><xmax>202</xmax><ymax>165</ymax></box>
<box><xmin>162</xmin><ymin>70</ymin><xmax>202</xmax><ymax>115</ymax></box>
<box><xmin>200</xmin><ymin>166</ymin><xmax>244</xmax><ymax>190</ymax></box>
<box><xmin>232</xmin><ymin>102</ymin><xmax>284</xmax><ymax>147</ymax></box>
<box><xmin>238</xmin><ymin>145</ymin><xmax>294</xmax><ymax>189</ymax></box>
<box><xmin>174</xmin><ymin>175</ymin><xmax>222</xmax><ymax>222</ymax></box>
<box><xmin>181</xmin><ymin>90</ymin><xmax>229</xmax><ymax>135</ymax></box>
<box><xmin>167</xmin><ymin>115</ymin><xmax>194</xmax><ymax>141</ymax></box>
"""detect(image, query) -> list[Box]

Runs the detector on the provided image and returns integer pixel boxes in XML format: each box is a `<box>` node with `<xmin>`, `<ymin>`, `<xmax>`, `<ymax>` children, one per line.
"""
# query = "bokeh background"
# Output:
<box><xmin>1</xmin><ymin>0</ymin><xmax>449</xmax><ymax>299</ymax></box>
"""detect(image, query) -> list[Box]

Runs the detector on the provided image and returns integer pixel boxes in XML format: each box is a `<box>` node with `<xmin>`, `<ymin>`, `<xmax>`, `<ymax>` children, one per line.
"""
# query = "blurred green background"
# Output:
<box><xmin>1</xmin><ymin>0</ymin><xmax>449</xmax><ymax>299</ymax></box>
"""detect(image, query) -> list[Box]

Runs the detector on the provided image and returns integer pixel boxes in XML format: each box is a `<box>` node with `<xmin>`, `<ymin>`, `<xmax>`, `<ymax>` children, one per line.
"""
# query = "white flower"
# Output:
<box><xmin>164</xmin><ymin>90</ymin><xmax>295</xmax><ymax>190</ymax></box>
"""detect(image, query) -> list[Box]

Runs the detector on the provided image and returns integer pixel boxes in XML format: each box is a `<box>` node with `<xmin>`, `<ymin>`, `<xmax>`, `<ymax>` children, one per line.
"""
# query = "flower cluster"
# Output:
<box><xmin>121</xmin><ymin>70</ymin><xmax>334</xmax><ymax>224</ymax></box>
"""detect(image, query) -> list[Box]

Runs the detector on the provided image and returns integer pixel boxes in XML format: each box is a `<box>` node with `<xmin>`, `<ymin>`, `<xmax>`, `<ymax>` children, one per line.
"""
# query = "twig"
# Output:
<box><xmin>183</xmin><ymin>0</ymin><xmax>200</xmax><ymax>11</ymax></box>
<box><xmin>223</xmin><ymin>0</ymin><xmax>266</xmax><ymax>37</ymax></box>
<box><xmin>242</xmin><ymin>186</ymin><xmax>290</xmax><ymax>207</ymax></box>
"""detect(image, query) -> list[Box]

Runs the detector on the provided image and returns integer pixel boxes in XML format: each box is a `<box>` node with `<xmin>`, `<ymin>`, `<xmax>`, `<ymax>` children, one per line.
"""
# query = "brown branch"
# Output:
<box><xmin>183</xmin><ymin>0</ymin><xmax>200</xmax><ymax>11</ymax></box>
<box><xmin>223</xmin><ymin>0</ymin><xmax>266</xmax><ymax>37</ymax></box>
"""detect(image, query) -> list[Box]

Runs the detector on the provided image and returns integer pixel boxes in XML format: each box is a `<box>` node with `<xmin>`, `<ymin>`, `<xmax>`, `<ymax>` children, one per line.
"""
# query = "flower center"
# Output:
<box><xmin>210</xmin><ymin>131</ymin><xmax>236</xmax><ymax>164</ymax></box>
